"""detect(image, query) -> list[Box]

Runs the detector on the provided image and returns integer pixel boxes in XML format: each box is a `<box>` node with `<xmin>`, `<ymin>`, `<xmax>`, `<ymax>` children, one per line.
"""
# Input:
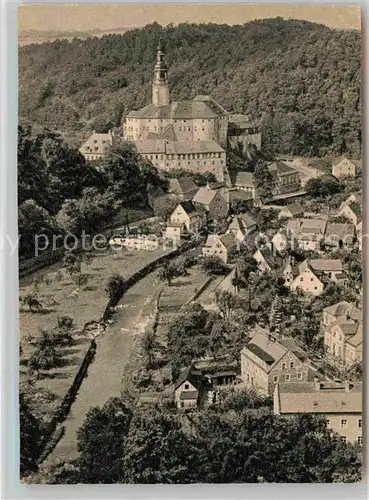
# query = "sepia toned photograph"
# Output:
<box><xmin>18</xmin><ymin>4</ymin><xmax>362</xmax><ymax>484</ymax></box>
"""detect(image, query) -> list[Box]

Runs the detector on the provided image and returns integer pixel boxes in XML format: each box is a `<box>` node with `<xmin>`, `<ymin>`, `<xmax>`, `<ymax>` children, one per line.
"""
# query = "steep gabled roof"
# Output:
<box><xmin>332</xmin><ymin>156</ymin><xmax>356</xmax><ymax>167</ymax></box>
<box><xmin>347</xmin><ymin>202</ymin><xmax>362</xmax><ymax>222</ymax></box>
<box><xmin>79</xmin><ymin>131</ymin><xmax>114</xmax><ymax>155</ymax></box>
<box><xmin>242</xmin><ymin>326</ymin><xmax>300</xmax><ymax>373</ymax></box>
<box><xmin>268</xmin><ymin>161</ymin><xmax>297</xmax><ymax>176</ymax></box>
<box><xmin>175</xmin><ymin>366</ymin><xmax>201</xmax><ymax>391</ymax></box>
<box><xmin>323</xmin><ymin>301</ymin><xmax>352</xmax><ymax>317</ymax></box>
<box><xmin>309</xmin><ymin>259</ymin><xmax>343</xmax><ymax>273</ymax></box>
<box><xmin>180</xmin><ymin>200</ymin><xmax>201</xmax><ymax>215</ymax></box>
<box><xmin>282</xmin><ymin>203</ymin><xmax>304</xmax><ymax>216</ymax></box>
<box><xmin>219</xmin><ymin>233</ymin><xmax>237</xmax><ymax>251</ymax></box>
<box><xmin>192</xmin><ymin>186</ymin><xmax>217</xmax><ymax>206</ymax></box>
<box><xmin>168</xmin><ymin>177</ymin><xmax>198</xmax><ymax>195</ymax></box>
<box><xmin>325</xmin><ymin>222</ymin><xmax>355</xmax><ymax>241</ymax></box>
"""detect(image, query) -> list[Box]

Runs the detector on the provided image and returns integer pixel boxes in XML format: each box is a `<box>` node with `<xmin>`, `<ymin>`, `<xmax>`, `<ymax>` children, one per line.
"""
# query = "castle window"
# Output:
<box><xmin>156</xmin><ymin>155</ymin><xmax>158</xmax><ymax>160</ymax></box>
<box><xmin>212</xmin><ymin>161</ymin><xmax>215</xmax><ymax>165</ymax></box>
<box><xmin>221</xmin><ymin>161</ymin><xmax>223</xmax><ymax>165</ymax></box>
<box><xmin>202</xmin><ymin>128</ymin><xmax>205</xmax><ymax>131</ymax></box>
<box><xmin>188</xmin><ymin>127</ymin><xmax>191</xmax><ymax>131</ymax></box>
<box><xmin>204</xmin><ymin>161</ymin><xmax>207</xmax><ymax>165</ymax></box>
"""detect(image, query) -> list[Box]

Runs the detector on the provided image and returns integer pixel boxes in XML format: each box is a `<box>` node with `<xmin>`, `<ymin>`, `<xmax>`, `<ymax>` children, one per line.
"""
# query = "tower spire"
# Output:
<box><xmin>152</xmin><ymin>36</ymin><xmax>170</xmax><ymax>107</ymax></box>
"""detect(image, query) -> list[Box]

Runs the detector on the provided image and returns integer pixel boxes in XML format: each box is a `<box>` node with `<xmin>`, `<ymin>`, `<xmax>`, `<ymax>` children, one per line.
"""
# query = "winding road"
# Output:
<box><xmin>47</xmin><ymin>269</ymin><xmax>163</xmax><ymax>463</ymax></box>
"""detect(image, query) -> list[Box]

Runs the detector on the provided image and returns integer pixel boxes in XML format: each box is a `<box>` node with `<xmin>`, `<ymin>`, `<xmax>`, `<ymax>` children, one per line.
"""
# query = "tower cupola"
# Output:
<box><xmin>152</xmin><ymin>37</ymin><xmax>170</xmax><ymax>107</ymax></box>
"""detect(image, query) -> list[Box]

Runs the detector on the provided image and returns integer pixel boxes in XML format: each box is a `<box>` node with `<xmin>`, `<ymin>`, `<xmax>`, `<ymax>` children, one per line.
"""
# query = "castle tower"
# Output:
<box><xmin>152</xmin><ymin>37</ymin><xmax>170</xmax><ymax>107</ymax></box>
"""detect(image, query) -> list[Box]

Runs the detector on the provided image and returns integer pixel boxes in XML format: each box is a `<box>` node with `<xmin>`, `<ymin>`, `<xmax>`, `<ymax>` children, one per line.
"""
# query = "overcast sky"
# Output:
<box><xmin>19</xmin><ymin>4</ymin><xmax>361</xmax><ymax>32</ymax></box>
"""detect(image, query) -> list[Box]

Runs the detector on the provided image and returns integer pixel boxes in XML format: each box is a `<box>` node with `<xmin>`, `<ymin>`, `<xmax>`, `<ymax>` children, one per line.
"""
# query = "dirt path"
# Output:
<box><xmin>46</xmin><ymin>269</ymin><xmax>162</xmax><ymax>463</ymax></box>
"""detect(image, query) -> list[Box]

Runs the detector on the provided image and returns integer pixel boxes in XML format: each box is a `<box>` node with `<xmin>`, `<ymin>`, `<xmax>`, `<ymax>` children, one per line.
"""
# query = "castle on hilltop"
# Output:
<box><xmin>80</xmin><ymin>38</ymin><xmax>261</xmax><ymax>183</ymax></box>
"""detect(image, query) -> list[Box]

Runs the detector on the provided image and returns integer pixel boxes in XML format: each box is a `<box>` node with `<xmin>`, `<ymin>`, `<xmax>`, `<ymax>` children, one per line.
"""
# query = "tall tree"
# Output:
<box><xmin>77</xmin><ymin>397</ymin><xmax>133</xmax><ymax>483</ymax></box>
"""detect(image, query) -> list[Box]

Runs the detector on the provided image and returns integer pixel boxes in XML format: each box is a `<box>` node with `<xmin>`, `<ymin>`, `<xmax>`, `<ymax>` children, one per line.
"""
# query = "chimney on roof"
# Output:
<box><xmin>314</xmin><ymin>376</ymin><xmax>321</xmax><ymax>391</ymax></box>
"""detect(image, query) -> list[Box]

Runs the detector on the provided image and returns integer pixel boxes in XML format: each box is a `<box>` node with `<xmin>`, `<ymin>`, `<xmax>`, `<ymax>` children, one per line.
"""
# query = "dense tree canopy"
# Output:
<box><xmin>17</xmin><ymin>126</ymin><xmax>164</xmax><ymax>257</ymax></box>
<box><xmin>19</xmin><ymin>19</ymin><xmax>361</xmax><ymax>156</ymax></box>
<box><xmin>76</xmin><ymin>397</ymin><xmax>133</xmax><ymax>483</ymax></box>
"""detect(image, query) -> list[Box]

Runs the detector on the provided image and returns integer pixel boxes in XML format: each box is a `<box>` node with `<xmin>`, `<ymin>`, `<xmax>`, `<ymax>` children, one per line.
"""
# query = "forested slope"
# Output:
<box><xmin>19</xmin><ymin>18</ymin><xmax>361</xmax><ymax>156</ymax></box>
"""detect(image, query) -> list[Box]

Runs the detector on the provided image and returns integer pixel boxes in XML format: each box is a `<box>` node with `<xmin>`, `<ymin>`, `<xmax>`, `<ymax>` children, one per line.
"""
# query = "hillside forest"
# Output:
<box><xmin>19</xmin><ymin>18</ymin><xmax>361</xmax><ymax>158</ymax></box>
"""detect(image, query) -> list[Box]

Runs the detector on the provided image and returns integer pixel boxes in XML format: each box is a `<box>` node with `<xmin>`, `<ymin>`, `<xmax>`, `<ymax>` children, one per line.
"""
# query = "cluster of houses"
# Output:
<box><xmin>173</xmin><ymin>324</ymin><xmax>362</xmax><ymax>444</ymax></box>
<box><xmin>161</xmin><ymin>176</ymin><xmax>362</xmax><ymax>301</ymax></box>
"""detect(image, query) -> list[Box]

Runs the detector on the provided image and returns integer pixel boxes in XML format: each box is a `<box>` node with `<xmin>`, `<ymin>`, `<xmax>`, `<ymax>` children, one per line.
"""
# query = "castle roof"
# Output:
<box><xmin>127</xmin><ymin>99</ymin><xmax>220</xmax><ymax>120</ymax></box>
<box><xmin>166</xmin><ymin>140</ymin><xmax>224</xmax><ymax>154</ymax></box>
<box><xmin>135</xmin><ymin>139</ymin><xmax>224</xmax><ymax>156</ymax></box>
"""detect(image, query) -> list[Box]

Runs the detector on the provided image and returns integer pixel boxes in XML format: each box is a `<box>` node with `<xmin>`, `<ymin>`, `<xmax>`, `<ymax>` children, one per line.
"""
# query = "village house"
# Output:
<box><xmin>273</xmin><ymin>380</ymin><xmax>362</xmax><ymax>444</ymax></box>
<box><xmin>267</xmin><ymin>161</ymin><xmax>301</xmax><ymax>196</ymax></box>
<box><xmin>286</xmin><ymin>218</ymin><xmax>327</xmax><ymax>252</ymax></box>
<box><xmin>167</xmin><ymin>176</ymin><xmax>199</xmax><ymax>199</ymax></box>
<box><xmin>252</xmin><ymin>246</ymin><xmax>281</xmax><ymax>274</ymax></box>
<box><xmin>240</xmin><ymin>326</ymin><xmax>319</xmax><ymax>396</ymax></box>
<box><xmin>202</xmin><ymin>233</ymin><xmax>237</xmax><ymax>263</ymax></box>
<box><xmin>174</xmin><ymin>366</ymin><xmax>202</xmax><ymax>409</ymax></box>
<box><xmin>337</xmin><ymin>197</ymin><xmax>362</xmax><ymax>227</ymax></box>
<box><xmin>323</xmin><ymin>222</ymin><xmax>355</xmax><ymax>250</ymax></box>
<box><xmin>278</xmin><ymin>203</ymin><xmax>304</xmax><ymax>219</ymax></box>
<box><xmin>331</xmin><ymin>156</ymin><xmax>360</xmax><ymax>179</ymax></box>
<box><xmin>165</xmin><ymin>222</ymin><xmax>183</xmax><ymax>244</ymax></box>
<box><xmin>233</xmin><ymin>171</ymin><xmax>255</xmax><ymax>197</ymax></box>
<box><xmin>323</xmin><ymin>301</ymin><xmax>362</xmax><ymax>368</ymax></box>
<box><xmin>192</xmin><ymin>185</ymin><xmax>228</xmax><ymax>220</ymax></box>
<box><xmin>226</xmin><ymin>189</ymin><xmax>254</xmax><ymax>210</ymax></box>
<box><xmin>288</xmin><ymin>259</ymin><xmax>346</xmax><ymax>295</ymax></box>
<box><xmin>227</xmin><ymin>214</ymin><xmax>257</xmax><ymax>244</ymax></box>
<box><xmin>169</xmin><ymin>201</ymin><xmax>205</xmax><ymax>233</ymax></box>
<box><xmin>271</xmin><ymin>229</ymin><xmax>293</xmax><ymax>254</ymax></box>
<box><xmin>79</xmin><ymin>130</ymin><xmax>116</xmax><ymax>161</ymax></box>
<box><xmin>336</xmin><ymin>195</ymin><xmax>362</xmax><ymax>250</ymax></box>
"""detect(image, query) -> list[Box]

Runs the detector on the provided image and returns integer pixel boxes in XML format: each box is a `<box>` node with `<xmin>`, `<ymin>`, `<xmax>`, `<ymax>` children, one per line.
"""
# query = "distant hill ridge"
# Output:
<box><xmin>19</xmin><ymin>27</ymin><xmax>133</xmax><ymax>46</ymax></box>
<box><xmin>19</xmin><ymin>19</ymin><xmax>361</xmax><ymax>157</ymax></box>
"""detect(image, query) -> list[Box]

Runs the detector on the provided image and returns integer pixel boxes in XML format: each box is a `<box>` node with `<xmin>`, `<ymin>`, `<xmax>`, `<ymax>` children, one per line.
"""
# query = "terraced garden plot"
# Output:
<box><xmin>155</xmin><ymin>267</ymin><xmax>210</xmax><ymax>346</ymax></box>
<box><xmin>19</xmin><ymin>246</ymin><xmax>170</xmax><ymax>420</ymax></box>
